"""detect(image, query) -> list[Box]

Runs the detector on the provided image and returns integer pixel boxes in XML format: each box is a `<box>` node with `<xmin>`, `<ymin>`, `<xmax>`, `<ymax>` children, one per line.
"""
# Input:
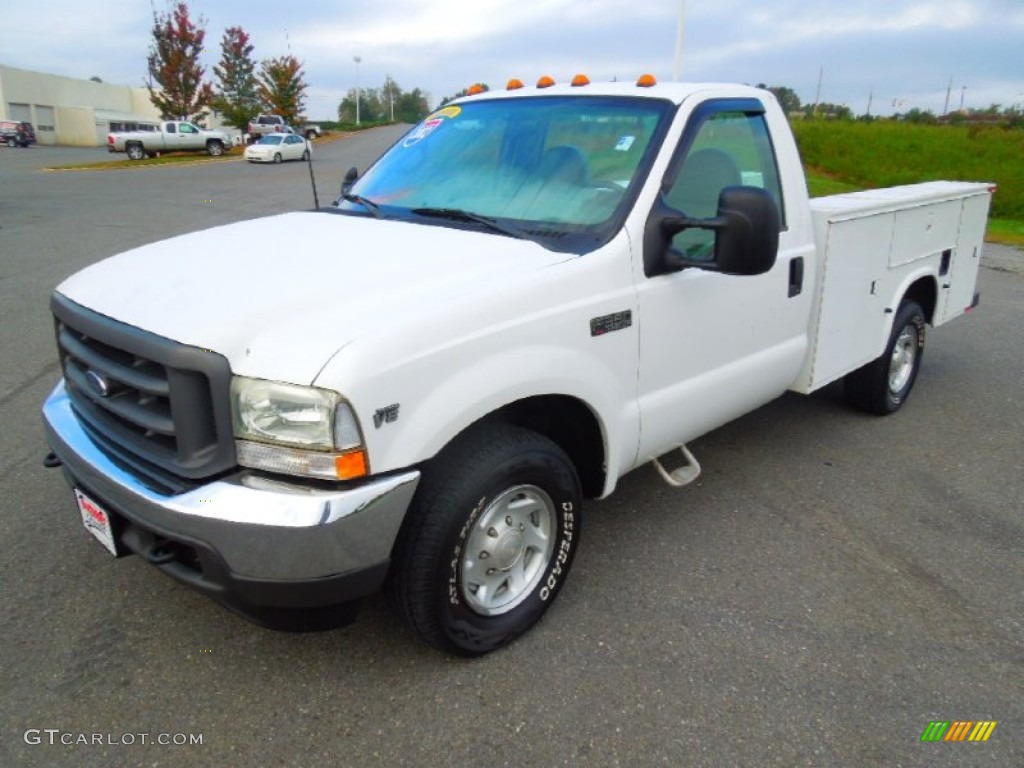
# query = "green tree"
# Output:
<box><xmin>337</xmin><ymin>79</ymin><xmax>430</xmax><ymax>124</ymax></box>
<box><xmin>146</xmin><ymin>1</ymin><xmax>214</xmax><ymax>121</ymax></box>
<box><xmin>439</xmin><ymin>84</ymin><xmax>489</xmax><ymax>106</ymax></box>
<box><xmin>804</xmin><ymin>102</ymin><xmax>853</xmax><ymax>120</ymax></box>
<box><xmin>395</xmin><ymin>87</ymin><xmax>429</xmax><ymax>123</ymax></box>
<box><xmin>757</xmin><ymin>84</ymin><xmax>802</xmax><ymax>115</ymax></box>
<box><xmin>901</xmin><ymin>108</ymin><xmax>938</xmax><ymax>124</ymax></box>
<box><xmin>258</xmin><ymin>55</ymin><xmax>308</xmax><ymax>125</ymax></box>
<box><xmin>338</xmin><ymin>87</ymin><xmax>384</xmax><ymax>123</ymax></box>
<box><xmin>212</xmin><ymin>26</ymin><xmax>260</xmax><ymax>131</ymax></box>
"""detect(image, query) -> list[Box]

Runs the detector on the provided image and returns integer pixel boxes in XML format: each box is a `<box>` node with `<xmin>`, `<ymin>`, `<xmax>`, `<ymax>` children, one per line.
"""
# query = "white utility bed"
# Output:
<box><xmin>793</xmin><ymin>181</ymin><xmax>994</xmax><ymax>393</ymax></box>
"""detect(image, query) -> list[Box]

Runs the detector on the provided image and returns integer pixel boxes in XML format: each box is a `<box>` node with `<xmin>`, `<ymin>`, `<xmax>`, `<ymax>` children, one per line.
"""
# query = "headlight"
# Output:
<box><xmin>230</xmin><ymin>377</ymin><xmax>368</xmax><ymax>480</ymax></box>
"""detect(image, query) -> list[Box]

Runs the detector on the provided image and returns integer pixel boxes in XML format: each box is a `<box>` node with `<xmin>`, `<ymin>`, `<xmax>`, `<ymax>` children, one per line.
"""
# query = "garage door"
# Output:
<box><xmin>35</xmin><ymin>105</ymin><xmax>56</xmax><ymax>145</ymax></box>
<box><xmin>8</xmin><ymin>102</ymin><xmax>31</xmax><ymax>122</ymax></box>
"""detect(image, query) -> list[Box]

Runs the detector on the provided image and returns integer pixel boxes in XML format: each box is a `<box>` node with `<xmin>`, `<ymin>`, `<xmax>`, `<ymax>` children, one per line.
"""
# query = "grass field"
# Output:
<box><xmin>794</xmin><ymin>120</ymin><xmax>1024</xmax><ymax>245</ymax></box>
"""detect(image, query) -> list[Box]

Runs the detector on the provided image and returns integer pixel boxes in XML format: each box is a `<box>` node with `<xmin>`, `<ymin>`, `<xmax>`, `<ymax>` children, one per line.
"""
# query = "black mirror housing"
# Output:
<box><xmin>652</xmin><ymin>186</ymin><xmax>780</xmax><ymax>277</ymax></box>
<box><xmin>341</xmin><ymin>166</ymin><xmax>359</xmax><ymax>196</ymax></box>
<box><xmin>711</xmin><ymin>186</ymin><xmax>779</xmax><ymax>276</ymax></box>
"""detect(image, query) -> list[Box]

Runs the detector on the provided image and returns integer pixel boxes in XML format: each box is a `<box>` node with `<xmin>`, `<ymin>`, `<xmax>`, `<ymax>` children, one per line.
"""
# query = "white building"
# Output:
<box><xmin>0</xmin><ymin>64</ymin><xmax>162</xmax><ymax>146</ymax></box>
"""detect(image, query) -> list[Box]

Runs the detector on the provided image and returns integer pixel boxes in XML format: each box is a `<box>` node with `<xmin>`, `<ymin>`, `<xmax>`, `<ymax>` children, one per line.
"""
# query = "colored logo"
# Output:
<box><xmin>921</xmin><ymin>721</ymin><xmax>997</xmax><ymax>742</ymax></box>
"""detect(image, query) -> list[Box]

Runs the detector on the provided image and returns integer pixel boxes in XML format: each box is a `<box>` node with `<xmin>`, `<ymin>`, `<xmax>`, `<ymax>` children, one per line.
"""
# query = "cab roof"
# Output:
<box><xmin>452</xmin><ymin>80</ymin><xmax>771</xmax><ymax>107</ymax></box>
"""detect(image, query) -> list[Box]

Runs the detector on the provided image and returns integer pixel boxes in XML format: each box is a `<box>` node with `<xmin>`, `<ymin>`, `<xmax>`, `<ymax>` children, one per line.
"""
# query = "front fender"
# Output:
<box><xmin>350</xmin><ymin>342</ymin><xmax>635</xmax><ymax>493</ymax></box>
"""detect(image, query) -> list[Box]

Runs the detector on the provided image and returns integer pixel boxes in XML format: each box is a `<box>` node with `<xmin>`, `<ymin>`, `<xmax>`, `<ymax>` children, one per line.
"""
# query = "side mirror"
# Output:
<box><xmin>341</xmin><ymin>166</ymin><xmax>359</xmax><ymax>197</ymax></box>
<box><xmin>709</xmin><ymin>186</ymin><xmax>780</xmax><ymax>275</ymax></box>
<box><xmin>657</xmin><ymin>186</ymin><xmax>780</xmax><ymax>276</ymax></box>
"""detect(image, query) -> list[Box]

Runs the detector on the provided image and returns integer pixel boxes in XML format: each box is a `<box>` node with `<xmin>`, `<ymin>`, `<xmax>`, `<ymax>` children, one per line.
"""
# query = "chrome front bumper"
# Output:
<box><xmin>42</xmin><ymin>381</ymin><xmax>419</xmax><ymax>623</ymax></box>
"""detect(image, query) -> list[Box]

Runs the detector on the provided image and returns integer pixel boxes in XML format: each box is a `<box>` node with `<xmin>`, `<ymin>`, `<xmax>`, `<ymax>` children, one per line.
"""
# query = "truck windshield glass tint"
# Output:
<box><xmin>340</xmin><ymin>96</ymin><xmax>673</xmax><ymax>233</ymax></box>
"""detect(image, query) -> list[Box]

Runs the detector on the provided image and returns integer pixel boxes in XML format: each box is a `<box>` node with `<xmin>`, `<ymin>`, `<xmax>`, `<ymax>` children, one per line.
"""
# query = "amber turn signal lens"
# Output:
<box><xmin>335</xmin><ymin>450</ymin><xmax>368</xmax><ymax>480</ymax></box>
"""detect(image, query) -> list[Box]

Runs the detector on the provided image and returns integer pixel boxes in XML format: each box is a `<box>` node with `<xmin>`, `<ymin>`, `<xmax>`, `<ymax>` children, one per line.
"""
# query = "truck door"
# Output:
<box><xmin>176</xmin><ymin>122</ymin><xmax>201</xmax><ymax>149</ymax></box>
<box><xmin>635</xmin><ymin>98</ymin><xmax>811</xmax><ymax>460</ymax></box>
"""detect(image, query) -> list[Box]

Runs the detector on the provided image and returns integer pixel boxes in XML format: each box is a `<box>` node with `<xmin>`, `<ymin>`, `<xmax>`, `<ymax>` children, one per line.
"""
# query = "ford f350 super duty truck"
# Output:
<box><xmin>43</xmin><ymin>76</ymin><xmax>994</xmax><ymax>655</ymax></box>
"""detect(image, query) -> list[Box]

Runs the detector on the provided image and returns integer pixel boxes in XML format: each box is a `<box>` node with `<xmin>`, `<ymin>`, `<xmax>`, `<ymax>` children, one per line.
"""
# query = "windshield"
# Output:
<box><xmin>258</xmin><ymin>135</ymin><xmax>284</xmax><ymax>145</ymax></box>
<box><xmin>338</xmin><ymin>95</ymin><xmax>674</xmax><ymax>249</ymax></box>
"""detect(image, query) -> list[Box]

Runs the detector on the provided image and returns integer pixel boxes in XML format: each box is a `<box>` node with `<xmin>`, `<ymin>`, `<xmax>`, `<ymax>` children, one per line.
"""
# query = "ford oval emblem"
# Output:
<box><xmin>85</xmin><ymin>370</ymin><xmax>111</xmax><ymax>398</ymax></box>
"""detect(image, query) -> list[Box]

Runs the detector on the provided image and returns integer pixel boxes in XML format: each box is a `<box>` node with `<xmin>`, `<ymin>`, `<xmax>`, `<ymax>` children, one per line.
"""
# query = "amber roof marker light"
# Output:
<box><xmin>536</xmin><ymin>75</ymin><xmax>556</xmax><ymax>88</ymax></box>
<box><xmin>571</xmin><ymin>74</ymin><xmax>591</xmax><ymax>87</ymax></box>
<box><xmin>506</xmin><ymin>78</ymin><xmax>525</xmax><ymax>90</ymax></box>
<box><xmin>467</xmin><ymin>83</ymin><xmax>486</xmax><ymax>95</ymax></box>
<box><xmin>636</xmin><ymin>74</ymin><xmax>658</xmax><ymax>88</ymax></box>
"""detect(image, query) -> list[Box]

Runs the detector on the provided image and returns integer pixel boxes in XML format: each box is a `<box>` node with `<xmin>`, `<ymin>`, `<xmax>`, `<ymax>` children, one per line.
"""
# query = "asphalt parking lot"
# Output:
<box><xmin>1</xmin><ymin>132</ymin><xmax>1021</xmax><ymax>767</ymax></box>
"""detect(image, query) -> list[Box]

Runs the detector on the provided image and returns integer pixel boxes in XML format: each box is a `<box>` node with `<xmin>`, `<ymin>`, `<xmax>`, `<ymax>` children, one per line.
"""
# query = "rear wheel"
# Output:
<box><xmin>845</xmin><ymin>299</ymin><xmax>926</xmax><ymax>414</ymax></box>
<box><xmin>6</xmin><ymin>137</ymin><xmax>16</xmax><ymax>148</ymax></box>
<box><xmin>126</xmin><ymin>143</ymin><xmax>145</xmax><ymax>160</ymax></box>
<box><xmin>387</xmin><ymin>424</ymin><xmax>582</xmax><ymax>655</ymax></box>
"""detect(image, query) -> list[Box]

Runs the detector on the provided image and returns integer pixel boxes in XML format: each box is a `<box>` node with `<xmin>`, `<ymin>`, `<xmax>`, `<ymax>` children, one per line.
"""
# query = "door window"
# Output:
<box><xmin>665</xmin><ymin>109</ymin><xmax>784</xmax><ymax>261</ymax></box>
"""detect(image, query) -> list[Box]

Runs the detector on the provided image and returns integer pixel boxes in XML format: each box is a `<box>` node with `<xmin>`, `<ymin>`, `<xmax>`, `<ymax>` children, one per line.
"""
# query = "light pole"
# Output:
<box><xmin>354</xmin><ymin>55</ymin><xmax>362</xmax><ymax>125</ymax></box>
<box><xmin>673</xmin><ymin>0</ymin><xmax>686</xmax><ymax>80</ymax></box>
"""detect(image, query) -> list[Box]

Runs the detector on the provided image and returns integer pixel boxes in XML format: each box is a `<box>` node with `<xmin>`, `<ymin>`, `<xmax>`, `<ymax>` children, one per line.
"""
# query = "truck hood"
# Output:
<box><xmin>57</xmin><ymin>212</ymin><xmax>570</xmax><ymax>383</ymax></box>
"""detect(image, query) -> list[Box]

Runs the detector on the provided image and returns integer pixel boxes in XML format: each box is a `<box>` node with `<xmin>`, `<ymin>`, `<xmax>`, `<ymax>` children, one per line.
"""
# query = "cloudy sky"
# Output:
<box><xmin>2</xmin><ymin>0</ymin><xmax>1021</xmax><ymax>119</ymax></box>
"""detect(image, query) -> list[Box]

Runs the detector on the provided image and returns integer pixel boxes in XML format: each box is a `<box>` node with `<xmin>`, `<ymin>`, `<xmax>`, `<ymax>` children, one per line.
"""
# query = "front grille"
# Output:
<box><xmin>52</xmin><ymin>292</ymin><xmax>235</xmax><ymax>482</ymax></box>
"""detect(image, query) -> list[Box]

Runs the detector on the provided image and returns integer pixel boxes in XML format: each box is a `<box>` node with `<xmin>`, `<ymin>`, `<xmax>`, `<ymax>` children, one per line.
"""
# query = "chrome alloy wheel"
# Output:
<box><xmin>888</xmin><ymin>324</ymin><xmax>918</xmax><ymax>395</ymax></box>
<box><xmin>460</xmin><ymin>485</ymin><xmax>556</xmax><ymax>616</ymax></box>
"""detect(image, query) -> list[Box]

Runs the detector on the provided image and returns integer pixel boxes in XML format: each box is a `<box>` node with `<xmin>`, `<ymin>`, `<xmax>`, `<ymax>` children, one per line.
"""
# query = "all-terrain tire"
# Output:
<box><xmin>845</xmin><ymin>299</ymin><xmax>926</xmax><ymax>415</ymax></box>
<box><xmin>387</xmin><ymin>423</ymin><xmax>582</xmax><ymax>655</ymax></box>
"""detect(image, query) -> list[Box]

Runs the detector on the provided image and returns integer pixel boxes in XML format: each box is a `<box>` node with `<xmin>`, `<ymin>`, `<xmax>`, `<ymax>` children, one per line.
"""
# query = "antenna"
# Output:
<box><xmin>306</xmin><ymin>138</ymin><xmax>320</xmax><ymax>210</ymax></box>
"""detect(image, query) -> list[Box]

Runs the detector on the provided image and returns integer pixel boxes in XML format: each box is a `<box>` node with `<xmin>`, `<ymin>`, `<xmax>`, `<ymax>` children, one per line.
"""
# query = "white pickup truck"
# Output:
<box><xmin>107</xmin><ymin>120</ymin><xmax>230</xmax><ymax>160</ymax></box>
<box><xmin>44</xmin><ymin>78</ymin><xmax>993</xmax><ymax>655</ymax></box>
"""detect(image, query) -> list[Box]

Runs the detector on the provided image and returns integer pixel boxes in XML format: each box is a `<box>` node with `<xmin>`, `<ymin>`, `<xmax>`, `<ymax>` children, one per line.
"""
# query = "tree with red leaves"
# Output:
<box><xmin>258</xmin><ymin>55</ymin><xmax>308</xmax><ymax>127</ymax></box>
<box><xmin>213</xmin><ymin>26</ymin><xmax>260</xmax><ymax>131</ymax></box>
<box><xmin>147</xmin><ymin>2</ymin><xmax>214</xmax><ymax>121</ymax></box>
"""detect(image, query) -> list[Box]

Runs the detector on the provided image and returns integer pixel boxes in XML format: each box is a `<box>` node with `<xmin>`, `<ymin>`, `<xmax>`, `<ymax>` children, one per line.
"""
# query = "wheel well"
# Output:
<box><xmin>480</xmin><ymin>395</ymin><xmax>606</xmax><ymax>498</ymax></box>
<box><xmin>903</xmin><ymin>277</ymin><xmax>937</xmax><ymax>324</ymax></box>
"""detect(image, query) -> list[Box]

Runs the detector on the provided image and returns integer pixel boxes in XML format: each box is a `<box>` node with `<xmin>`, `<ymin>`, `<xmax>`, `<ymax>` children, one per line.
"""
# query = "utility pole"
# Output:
<box><xmin>353</xmin><ymin>56</ymin><xmax>362</xmax><ymax>125</ymax></box>
<box><xmin>866</xmin><ymin>89</ymin><xmax>873</xmax><ymax>118</ymax></box>
<box><xmin>813</xmin><ymin>66</ymin><xmax>823</xmax><ymax>115</ymax></box>
<box><xmin>943</xmin><ymin>75</ymin><xmax>953</xmax><ymax>115</ymax></box>
<box><xmin>959</xmin><ymin>85</ymin><xmax>967</xmax><ymax>111</ymax></box>
<box><xmin>673</xmin><ymin>0</ymin><xmax>687</xmax><ymax>80</ymax></box>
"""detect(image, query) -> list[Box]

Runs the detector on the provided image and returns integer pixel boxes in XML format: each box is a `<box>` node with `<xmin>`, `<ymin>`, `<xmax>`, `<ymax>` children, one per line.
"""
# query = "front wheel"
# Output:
<box><xmin>6</xmin><ymin>137</ymin><xmax>17</xmax><ymax>148</ymax></box>
<box><xmin>387</xmin><ymin>424</ymin><xmax>582</xmax><ymax>655</ymax></box>
<box><xmin>301</xmin><ymin>149</ymin><xmax>310</xmax><ymax>161</ymax></box>
<box><xmin>273</xmin><ymin>152</ymin><xmax>282</xmax><ymax>164</ymax></box>
<box><xmin>845</xmin><ymin>299</ymin><xmax>926</xmax><ymax>414</ymax></box>
<box><xmin>206</xmin><ymin>140</ymin><xmax>224</xmax><ymax>157</ymax></box>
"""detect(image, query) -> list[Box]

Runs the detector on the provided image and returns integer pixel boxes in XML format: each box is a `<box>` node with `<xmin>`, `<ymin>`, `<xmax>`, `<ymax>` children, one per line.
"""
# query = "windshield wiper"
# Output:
<box><xmin>409</xmin><ymin>207</ymin><xmax>529</xmax><ymax>241</ymax></box>
<box><xmin>342</xmin><ymin>193</ymin><xmax>383</xmax><ymax>218</ymax></box>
